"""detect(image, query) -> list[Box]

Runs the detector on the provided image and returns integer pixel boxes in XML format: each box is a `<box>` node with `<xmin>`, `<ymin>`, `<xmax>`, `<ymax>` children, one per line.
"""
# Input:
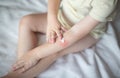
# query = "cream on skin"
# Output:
<box><xmin>59</xmin><ymin>38</ymin><xmax>68</xmax><ymax>47</ymax></box>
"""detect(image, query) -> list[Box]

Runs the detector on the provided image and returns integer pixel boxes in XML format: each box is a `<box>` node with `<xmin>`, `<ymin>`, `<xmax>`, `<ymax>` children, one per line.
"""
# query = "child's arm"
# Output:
<box><xmin>48</xmin><ymin>0</ymin><xmax>61</xmax><ymax>19</ymax></box>
<box><xmin>32</xmin><ymin>15</ymin><xmax>99</xmax><ymax>59</ymax></box>
<box><xmin>47</xmin><ymin>0</ymin><xmax>63</xmax><ymax>43</ymax></box>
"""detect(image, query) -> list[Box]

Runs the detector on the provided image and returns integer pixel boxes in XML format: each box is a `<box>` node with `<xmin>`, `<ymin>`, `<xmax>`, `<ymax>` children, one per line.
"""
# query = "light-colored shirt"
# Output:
<box><xmin>58</xmin><ymin>0</ymin><xmax>117</xmax><ymax>39</ymax></box>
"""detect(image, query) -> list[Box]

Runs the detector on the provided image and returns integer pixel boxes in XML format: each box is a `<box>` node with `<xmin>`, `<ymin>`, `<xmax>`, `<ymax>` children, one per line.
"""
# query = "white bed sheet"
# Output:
<box><xmin>0</xmin><ymin>0</ymin><xmax>120</xmax><ymax>78</ymax></box>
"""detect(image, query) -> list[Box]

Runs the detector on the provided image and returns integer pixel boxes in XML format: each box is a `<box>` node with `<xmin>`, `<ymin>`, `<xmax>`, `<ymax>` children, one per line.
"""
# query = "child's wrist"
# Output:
<box><xmin>48</xmin><ymin>13</ymin><xmax>57</xmax><ymax>20</ymax></box>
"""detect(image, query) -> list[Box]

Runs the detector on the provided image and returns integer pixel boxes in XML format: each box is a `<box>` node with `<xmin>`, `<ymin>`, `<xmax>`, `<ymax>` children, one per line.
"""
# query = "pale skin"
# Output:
<box><xmin>2</xmin><ymin>0</ymin><xmax>101</xmax><ymax>78</ymax></box>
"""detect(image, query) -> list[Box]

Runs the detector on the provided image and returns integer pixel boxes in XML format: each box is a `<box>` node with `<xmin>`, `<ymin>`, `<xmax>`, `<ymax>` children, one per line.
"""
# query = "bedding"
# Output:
<box><xmin>0</xmin><ymin>0</ymin><xmax>120</xmax><ymax>78</ymax></box>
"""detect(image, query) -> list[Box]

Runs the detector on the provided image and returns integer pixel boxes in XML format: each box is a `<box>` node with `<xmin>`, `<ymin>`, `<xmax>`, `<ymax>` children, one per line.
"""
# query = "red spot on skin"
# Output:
<box><xmin>59</xmin><ymin>39</ymin><xmax>68</xmax><ymax>47</ymax></box>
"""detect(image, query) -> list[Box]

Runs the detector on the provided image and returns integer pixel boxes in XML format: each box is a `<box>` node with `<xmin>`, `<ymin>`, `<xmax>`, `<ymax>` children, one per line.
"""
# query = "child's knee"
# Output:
<box><xmin>19</xmin><ymin>14</ymin><xmax>34</xmax><ymax>29</ymax></box>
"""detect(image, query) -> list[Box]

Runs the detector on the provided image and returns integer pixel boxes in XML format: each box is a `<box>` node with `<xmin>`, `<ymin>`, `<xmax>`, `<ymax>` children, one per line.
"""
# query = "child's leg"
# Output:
<box><xmin>3</xmin><ymin>34</ymin><xmax>99</xmax><ymax>78</ymax></box>
<box><xmin>17</xmin><ymin>13</ymin><xmax>47</xmax><ymax>59</ymax></box>
<box><xmin>22</xmin><ymin>34</ymin><xmax>99</xmax><ymax>78</ymax></box>
<box><xmin>2</xmin><ymin>13</ymin><xmax>48</xmax><ymax>78</ymax></box>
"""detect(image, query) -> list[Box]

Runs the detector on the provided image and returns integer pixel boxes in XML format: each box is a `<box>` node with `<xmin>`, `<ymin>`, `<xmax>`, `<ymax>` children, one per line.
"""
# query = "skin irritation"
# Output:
<box><xmin>59</xmin><ymin>38</ymin><xmax>69</xmax><ymax>47</ymax></box>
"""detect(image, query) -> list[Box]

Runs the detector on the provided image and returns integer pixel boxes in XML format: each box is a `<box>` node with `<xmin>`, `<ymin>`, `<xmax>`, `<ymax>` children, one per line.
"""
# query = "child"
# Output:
<box><xmin>3</xmin><ymin>0</ymin><xmax>117</xmax><ymax>78</ymax></box>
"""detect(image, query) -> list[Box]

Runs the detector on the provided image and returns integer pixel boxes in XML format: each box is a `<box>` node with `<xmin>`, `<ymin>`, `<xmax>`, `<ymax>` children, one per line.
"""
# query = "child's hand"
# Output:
<box><xmin>12</xmin><ymin>52</ymin><xmax>39</xmax><ymax>73</ymax></box>
<box><xmin>46</xmin><ymin>17</ymin><xmax>67</xmax><ymax>43</ymax></box>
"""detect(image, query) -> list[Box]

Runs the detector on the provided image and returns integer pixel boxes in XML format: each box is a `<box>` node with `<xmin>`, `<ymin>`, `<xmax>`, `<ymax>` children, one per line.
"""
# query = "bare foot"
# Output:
<box><xmin>12</xmin><ymin>51</ymin><xmax>40</xmax><ymax>73</ymax></box>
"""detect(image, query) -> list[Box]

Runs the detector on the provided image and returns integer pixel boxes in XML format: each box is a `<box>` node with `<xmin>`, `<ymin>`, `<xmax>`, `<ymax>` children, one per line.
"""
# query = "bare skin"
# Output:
<box><xmin>10</xmin><ymin>0</ymin><xmax>100</xmax><ymax>73</ymax></box>
<box><xmin>2</xmin><ymin>13</ymin><xmax>100</xmax><ymax>78</ymax></box>
<box><xmin>12</xmin><ymin>14</ymin><xmax>99</xmax><ymax>73</ymax></box>
<box><xmin>2</xmin><ymin>0</ymin><xmax>101</xmax><ymax>77</ymax></box>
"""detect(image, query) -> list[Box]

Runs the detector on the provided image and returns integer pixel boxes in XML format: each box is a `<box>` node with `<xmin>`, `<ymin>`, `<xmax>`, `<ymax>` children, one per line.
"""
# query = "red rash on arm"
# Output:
<box><xmin>59</xmin><ymin>39</ymin><xmax>69</xmax><ymax>47</ymax></box>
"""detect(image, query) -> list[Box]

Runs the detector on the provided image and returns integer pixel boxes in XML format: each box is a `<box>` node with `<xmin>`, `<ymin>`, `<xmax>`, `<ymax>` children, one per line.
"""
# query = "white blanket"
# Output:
<box><xmin>0</xmin><ymin>0</ymin><xmax>120</xmax><ymax>78</ymax></box>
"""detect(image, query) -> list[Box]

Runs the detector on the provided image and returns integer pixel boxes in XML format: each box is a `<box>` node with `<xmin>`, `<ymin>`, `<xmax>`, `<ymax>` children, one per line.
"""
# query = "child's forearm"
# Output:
<box><xmin>48</xmin><ymin>0</ymin><xmax>61</xmax><ymax>19</ymax></box>
<box><xmin>31</xmin><ymin>15</ymin><xmax>99</xmax><ymax>59</ymax></box>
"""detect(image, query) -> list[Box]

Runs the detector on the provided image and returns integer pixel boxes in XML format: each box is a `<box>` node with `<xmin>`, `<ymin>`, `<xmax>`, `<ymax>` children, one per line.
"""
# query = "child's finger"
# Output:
<box><xmin>19</xmin><ymin>67</ymin><xmax>25</xmax><ymax>73</ymax></box>
<box><xmin>21</xmin><ymin>61</ymin><xmax>35</xmax><ymax>73</ymax></box>
<box><xmin>13</xmin><ymin>61</ymin><xmax>24</xmax><ymax>71</ymax></box>
<box><xmin>61</xmin><ymin>26</ymin><xmax>67</xmax><ymax>32</ymax></box>
<box><xmin>47</xmin><ymin>32</ymin><xmax>51</xmax><ymax>43</ymax></box>
<box><xmin>46</xmin><ymin>37</ymin><xmax>49</xmax><ymax>42</ymax></box>
<box><xmin>51</xmin><ymin>31</ymin><xmax>56</xmax><ymax>43</ymax></box>
<box><xmin>60</xmin><ymin>30</ymin><xmax>64</xmax><ymax>35</ymax></box>
<box><xmin>49</xmin><ymin>32</ymin><xmax>52</xmax><ymax>43</ymax></box>
<box><xmin>13</xmin><ymin>60</ymin><xmax>22</xmax><ymax>68</ymax></box>
<box><xmin>49</xmin><ymin>31</ymin><xmax>55</xmax><ymax>43</ymax></box>
<box><xmin>22</xmin><ymin>64</ymin><xmax>30</xmax><ymax>73</ymax></box>
<box><xmin>56</xmin><ymin>29</ymin><xmax>63</xmax><ymax>39</ymax></box>
<box><xmin>46</xmin><ymin>32</ymin><xmax>49</xmax><ymax>42</ymax></box>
